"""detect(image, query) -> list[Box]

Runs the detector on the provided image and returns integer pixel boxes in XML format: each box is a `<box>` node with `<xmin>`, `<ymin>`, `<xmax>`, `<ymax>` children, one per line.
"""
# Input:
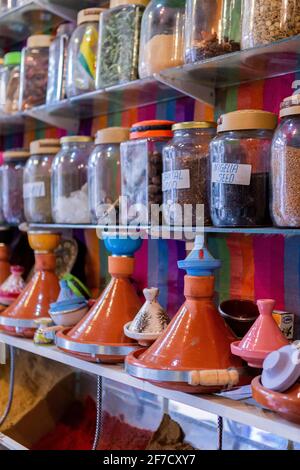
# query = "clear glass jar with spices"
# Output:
<box><xmin>1</xmin><ymin>51</ymin><xmax>21</xmax><ymax>114</ymax></box>
<box><xmin>185</xmin><ymin>0</ymin><xmax>241</xmax><ymax>63</ymax></box>
<box><xmin>51</xmin><ymin>136</ymin><xmax>93</xmax><ymax>224</ymax></box>
<box><xmin>19</xmin><ymin>35</ymin><xmax>51</xmax><ymax>110</ymax></box>
<box><xmin>66</xmin><ymin>8</ymin><xmax>105</xmax><ymax>98</ymax></box>
<box><xmin>241</xmin><ymin>0</ymin><xmax>300</xmax><ymax>49</ymax></box>
<box><xmin>46</xmin><ymin>23</ymin><xmax>75</xmax><ymax>104</ymax></box>
<box><xmin>209</xmin><ymin>110</ymin><xmax>277</xmax><ymax>227</ymax></box>
<box><xmin>162</xmin><ymin>121</ymin><xmax>217</xmax><ymax>227</ymax></box>
<box><xmin>271</xmin><ymin>95</ymin><xmax>300</xmax><ymax>227</ymax></box>
<box><xmin>88</xmin><ymin>127</ymin><xmax>130</xmax><ymax>224</ymax></box>
<box><xmin>23</xmin><ymin>139</ymin><xmax>60</xmax><ymax>224</ymax></box>
<box><xmin>96</xmin><ymin>0</ymin><xmax>148</xmax><ymax>89</ymax></box>
<box><xmin>0</xmin><ymin>58</ymin><xmax>5</xmax><ymax>112</ymax></box>
<box><xmin>2</xmin><ymin>149</ymin><xmax>29</xmax><ymax>225</ymax></box>
<box><xmin>120</xmin><ymin>120</ymin><xmax>174</xmax><ymax>225</ymax></box>
<box><xmin>138</xmin><ymin>0</ymin><xmax>185</xmax><ymax>78</ymax></box>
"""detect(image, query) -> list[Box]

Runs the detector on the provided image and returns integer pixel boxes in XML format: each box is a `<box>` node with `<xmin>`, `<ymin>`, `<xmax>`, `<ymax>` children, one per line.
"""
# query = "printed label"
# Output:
<box><xmin>211</xmin><ymin>163</ymin><xmax>252</xmax><ymax>186</ymax></box>
<box><xmin>162</xmin><ymin>169</ymin><xmax>190</xmax><ymax>191</ymax></box>
<box><xmin>23</xmin><ymin>182</ymin><xmax>46</xmax><ymax>198</ymax></box>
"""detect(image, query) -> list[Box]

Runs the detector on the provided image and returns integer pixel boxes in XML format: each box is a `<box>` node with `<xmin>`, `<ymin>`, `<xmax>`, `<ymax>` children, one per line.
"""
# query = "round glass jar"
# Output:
<box><xmin>138</xmin><ymin>0</ymin><xmax>185</xmax><ymax>78</ymax></box>
<box><xmin>209</xmin><ymin>110</ymin><xmax>277</xmax><ymax>227</ymax></box>
<box><xmin>88</xmin><ymin>127</ymin><xmax>130</xmax><ymax>224</ymax></box>
<box><xmin>1</xmin><ymin>51</ymin><xmax>21</xmax><ymax>114</ymax></box>
<box><xmin>51</xmin><ymin>136</ymin><xmax>93</xmax><ymax>224</ymax></box>
<box><xmin>241</xmin><ymin>0</ymin><xmax>300</xmax><ymax>49</ymax></box>
<box><xmin>2</xmin><ymin>149</ymin><xmax>29</xmax><ymax>225</ymax></box>
<box><xmin>66</xmin><ymin>8</ymin><xmax>105</xmax><ymax>98</ymax></box>
<box><xmin>120</xmin><ymin>120</ymin><xmax>174</xmax><ymax>225</ymax></box>
<box><xmin>0</xmin><ymin>57</ymin><xmax>5</xmax><ymax>112</ymax></box>
<box><xmin>271</xmin><ymin>95</ymin><xmax>300</xmax><ymax>227</ymax></box>
<box><xmin>185</xmin><ymin>0</ymin><xmax>241</xmax><ymax>63</ymax></box>
<box><xmin>23</xmin><ymin>139</ymin><xmax>61</xmax><ymax>223</ymax></box>
<box><xmin>96</xmin><ymin>0</ymin><xmax>148</xmax><ymax>89</ymax></box>
<box><xmin>162</xmin><ymin>121</ymin><xmax>216</xmax><ymax>226</ymax></box>
<box><xmin>19</xmin><ymin>35</ymin><xmax>51</xmax><ymax>110</ymax></box>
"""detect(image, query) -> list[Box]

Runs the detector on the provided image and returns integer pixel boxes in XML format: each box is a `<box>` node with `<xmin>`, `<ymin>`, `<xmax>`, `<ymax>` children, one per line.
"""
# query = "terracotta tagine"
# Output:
<box><xmin>0</xmin><ymin>243</ymin><xmax>11</xmax><ymax>285</ymax></box>
<box><xmin>125</xmin><ymin>235</ymin><xmax>249</xmax><ymax>394</ymax></box>
<box><xmin>0</xmin><ymin>231</ymin><xmax>60</xmax><ymax>338</ymax></box>
<box><xmin>56</xmin><ymin>234</ymin><xmax>142</xmax><ymax>363</ymax></box>
<box><xmin>231</xmin><ymin>299</ymin><xmax>289</xmax><ymax>368</ymax></box>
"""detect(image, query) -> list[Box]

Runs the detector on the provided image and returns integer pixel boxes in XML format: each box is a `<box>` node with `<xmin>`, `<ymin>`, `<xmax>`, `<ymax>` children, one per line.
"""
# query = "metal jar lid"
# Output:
<box><xmin>60</xmin><ymin>136</ymin><xmax>93</xmax><ymax>144</ymax></box>
<box><xmin>280</xmin><ymin>94</ymin><xmax>300</xmax><ymax>118</ymax></box>
<box><xmin>172</xmin><ymin>121</ymin><xmax>217</xmax><ymax>131</ymax></box>
<box><xmin>30</xmin><ymin>139</ymin><xmax>60</xmax><ymax>155</ymax></box>
<box><xmin>3</xmin><ymin>149</ymin><xmax>30</xmax><ymax>161</ymax></box>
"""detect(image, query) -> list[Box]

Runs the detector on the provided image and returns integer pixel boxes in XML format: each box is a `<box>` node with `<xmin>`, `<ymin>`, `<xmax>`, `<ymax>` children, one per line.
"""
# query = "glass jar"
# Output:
<box><xmin>19</xmin><ymin>35</ymin><xmax>51</xmax><ymax>110</ymax></box>
<box><xmin>1</xmin><ymin>51</ymin><xmax>21</xmax><ymax>114</ymax></box>
<box><xmin>46</xmin><ymin>23</ymin><xmax>75</xmax><ymax>104</ymax></box>
<box><xmin>2</xmin><ymin>149</ymin><xmax>29</xmax><ymax>225</ymax></box>
<box><xmin>162</xmin><ymin>121</ymin><xmax>216</xmax><ymax>227</ymax></box>
<box><xmin>52</xmin><ymin>136</ymin><xmax>93</xmax><ymax>224</ymax></box>
<box><xmin>271</xmin><ymin>95</ymin><xmax>300</xmax><ymax>227</ymax></box>
<box><xmin>88</xmin><ymin>127</ymin><xmax>130</xmax><ymax>224</ymax></box>
<box><xmin>138</xmin><ymin>0</ymin><xmax>185</xmax><ymax>78</ymax></box>
<box><xmin>120</xmin><ymin>120</ymin><xmax>174</xmax><ymax>225</ymax></box>
<box><xmin>0</xmin><ymin>58</ymin><xmax>5</xmax><ymax>112</ymax></box>
<box><xmin>209</xmin><ymin>110</ymin><xmax>277</xmax><ymax>227</ymax></box>
<box><xmin>185</xmin><ymin>0</ymin><xmax>241</xmax><ymax>62</ymax></box>
<box><xmin>0</xmin><ymin>162</ymin><xmax>5</xmax><ymax>225</ymax></box>
<box><xmin>66</xmin><ymin>8</ymin><xmax>105</xmax><ymax>98</ymax></box>
<box><xmin>96</xmin><ymin>0</ymin><xmax>147</xmax><ymax>89</ymax></box>
<box><xmin>0</xmin><ymin>0</ymin><xmax>18</xmax><ymax>12</ymax></box>
<box><xmin>241</xmin><ymin>0</ymin><xmax>300</xmax><ymax>49</ymax></box>
<box><xmin>23</xmin><ymin>139</ymin><xmax>61</xmax><ymax>223</ymax></box>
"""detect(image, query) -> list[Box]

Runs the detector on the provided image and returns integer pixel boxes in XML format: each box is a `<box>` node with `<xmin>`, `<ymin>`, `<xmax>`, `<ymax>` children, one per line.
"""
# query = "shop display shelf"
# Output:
<box><xmin>0</xmin><ymin>432</ymin><xmax>28</xmax><ymax>450</ymax></box>
<box><xmin>0</xmin><ymin>332</ymin><xmax>299</xmax><ymax>444</ymax></box>
<box><xmin>0</xmin><ymin>0</ymin><xmax>102</xmax><ymax>48</ymax></box>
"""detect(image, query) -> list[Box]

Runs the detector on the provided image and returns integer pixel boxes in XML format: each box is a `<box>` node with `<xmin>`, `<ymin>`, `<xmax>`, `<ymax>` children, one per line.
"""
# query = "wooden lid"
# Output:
<box><xmin>95</xmin><ymin>127</ymin><xmax>130</xmax><ymax>144</ymax></box>
<box><xmin>30</xmin><ymin>139</ymin><xmax>60</xmax><ymax>155</ymax></box>
<box><xmin>77</xmin><ymin>8</ymin><xmax>106</xmax><ymax>24</ymax></box>
<box><xmin>27</xmin><ymin>35</ymin><xmax>52</xmax><ymax>48</ymax></box>
<box><xmin>217</xmin><ymin>110</ymin><xmax>277</xmax><ymax>132</ymax></box>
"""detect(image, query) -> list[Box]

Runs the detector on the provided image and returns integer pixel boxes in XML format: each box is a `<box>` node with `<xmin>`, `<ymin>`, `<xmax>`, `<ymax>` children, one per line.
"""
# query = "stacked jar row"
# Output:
<box><xmin>1</xmin><ymin>0</ymin><xmax>300</xmax><ymax>114</ymax></box>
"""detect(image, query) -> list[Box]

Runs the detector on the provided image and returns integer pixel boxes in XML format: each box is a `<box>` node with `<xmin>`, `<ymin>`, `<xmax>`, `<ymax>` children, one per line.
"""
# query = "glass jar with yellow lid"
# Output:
<box><xmin>51</xmin><ymin>136</ymin><xmax>93</xmax><ymax>224</ymax></box>
<box><xmin>162</xmin><ymin>121</ymin><xmax>216</xmax><ymax>226</ymax></box>
<box><xmin>271</xmin><ymin>95</ymin><xmax>300</xmax><ymax>227</ymax></box>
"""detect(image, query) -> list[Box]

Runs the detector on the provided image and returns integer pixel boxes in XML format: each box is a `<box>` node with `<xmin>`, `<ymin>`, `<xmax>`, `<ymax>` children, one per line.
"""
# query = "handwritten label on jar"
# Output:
<box><xmin>23</xmin><ymin>182</ymin><xmax>46</xmax><ymax>198</ymax></box>
<box><xmin>162</xmin><ymin>170</ymin><xmax>190</xmax><ymax>191</ymax></box>
<box><xmin>211</xmin><ymin>163</ymin><xmax>252</xmax><ymax>186</ymax></box>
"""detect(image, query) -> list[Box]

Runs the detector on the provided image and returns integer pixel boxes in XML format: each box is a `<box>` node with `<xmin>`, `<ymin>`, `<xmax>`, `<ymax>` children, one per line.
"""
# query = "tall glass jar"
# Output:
<box><xmin>96</xmin><ymin>0</ymin><xmax>148</xmax><ymax>89</ymax></box>
<box><xmin>0</xmin><ymin>58</ymin><xmax>5</xmax><ymax>113</ymax></box>
<box><xmin>66</xmin><ymin>8</ymin><xmax>105</xmax><ymax>98</ymax></box>
<box><xmin>120</xmin><ymin>120</ymin><xmax>174</xmax><ymax>225</ymax></box>
<box><xmin>271</xmin><ymin>95</ymin><xmax>300</xmax><ymax>227</ymax></box>
<box><xmin>209</xmin><ymin>110</ymin><xmax>277</xmax><ymax>227</ymax></box>
<box><xmin>241</xmin><ymin>0</ymin><xmax>300</xmax><ymax>49</ymax></box>
<box><xmin>138</xmin><ymin>0</ymin><xmax>185</xmax><ymax>78</ymax></box>
<box><xmin>162</xmin><ymin>122</ymin><xmax>216</xmax><ymax>226</ymax></box>
<box><xmin>52</xmin><ymin>136</ymin><xmax>93</xmax><ymax>224</ymax></box>
<box><xmin>0</xmin><ymin>162</ymin><xmax>5</xmax><ymax>225</ymax></box>
<box><xmin>2</xmin><ymin>149</ymin><xmax>29</xmax><ymax>225</ymax></box>
<box><xmin>23</xmin><ymin>139</ymin><xmax>60</xmax><ymax>223</ymax></box>
<box><xmin>185</xmin><ymin>0</ymin><xmax>241</xmax><ymax>63</ymax></box>
<box><xmin>88</xmin><ymin>127</ymin><xmax>130</xmax><ymax>224</ymax></box>
<box><xmin>19</xmin><ymin>35</ymin><xmax>51</xmax><ymax>110</ymax></box>
<box><xmin>46</xmin><ymin>23</ymin><xmax>75</xmax><ymax>104</ymax></box>
<box><xmin>1</xmin><ymin>51</ymin><xmax>21</xmax><ymax>113</ymax></box>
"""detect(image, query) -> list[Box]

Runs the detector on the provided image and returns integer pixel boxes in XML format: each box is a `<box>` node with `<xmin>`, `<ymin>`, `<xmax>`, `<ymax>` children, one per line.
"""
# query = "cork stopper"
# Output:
<box><xmin>95</xmin><ymin>127</ymin><xmax>130</xmax><ymax>145</ymax></box>
<box><xmin>60</xmin><ymin>135</ymin><xmax>93</xmax><ymax>144</ymax></box>
<box><xmin>3</xmin><ymin>149</ymin><xmax>30</xmax><ymax>161</ymax></box>
<box><xmin>30</xmin><ymin>139</ymin><xmax>60</xmax><ymax>155</ymax></box>
<box><xmin>110</xmin><ymin>0</ymin><xmax>149</xmax><ymax>8</ymax></box>
<box><xmin>77</xmin><ymin>8</ymin><xmax>106</xmax><ymax>25</ymax></box>
<box><xmin>217</xmin><ymin>110</ymin><xmax>277</xmax><ymax>132</ymax></box>
<box><xmin>27</xmin><ymin>35</ymin><xmax>52</xmax><ymax>48</ymax></box>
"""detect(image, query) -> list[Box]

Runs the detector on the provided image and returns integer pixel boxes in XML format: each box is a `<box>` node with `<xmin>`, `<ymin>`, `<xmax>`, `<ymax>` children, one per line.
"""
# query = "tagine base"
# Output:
<box><xmin>252</xmin><ymin>376</ymin><xmax>300</xmax><ymax>425</ymax></box>
<box><xmin>0</xmin><ymin>325</ymin><xmax>36</xmax><ymax>339</ymax></box>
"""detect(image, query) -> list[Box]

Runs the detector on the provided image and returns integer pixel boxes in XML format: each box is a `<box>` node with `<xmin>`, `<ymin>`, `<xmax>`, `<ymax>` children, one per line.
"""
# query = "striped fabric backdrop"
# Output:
<box><xmin>2</xmin><ymin>73</ymin><xmax>300</xmax><ymax>334</ymax></box>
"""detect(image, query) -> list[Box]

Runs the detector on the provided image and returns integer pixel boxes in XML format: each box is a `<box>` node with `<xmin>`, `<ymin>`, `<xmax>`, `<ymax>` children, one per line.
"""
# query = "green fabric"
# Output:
<box><xmin>4</xmin><ymin>51</ymin><xmax>21</xmax><ymax>66</ymax></box>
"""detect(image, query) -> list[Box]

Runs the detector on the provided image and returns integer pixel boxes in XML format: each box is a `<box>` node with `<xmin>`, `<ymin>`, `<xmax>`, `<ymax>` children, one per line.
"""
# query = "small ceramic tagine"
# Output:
<box><xmin>0</xmin><ymin>266</ymin><xmax>25</xmax><ymax>307</ymax></box>
<box><xmin>124</xmin><ymin>287</ymin><xmax>170</xmax><ymax>346</ymax></box>
<box><xmin>231</xmin><ymin>299</ymin><xmax>289</xmax><ymax>368</ymax></box>
<box><xmin>49</xmin><ymin>279</ymin><xmax>89</xmax><ymax>327</ymax></box>
<box><xmin>34</xmin><ymin>318</ymin><xmax>55</xmax><ymax>344</ymax></box>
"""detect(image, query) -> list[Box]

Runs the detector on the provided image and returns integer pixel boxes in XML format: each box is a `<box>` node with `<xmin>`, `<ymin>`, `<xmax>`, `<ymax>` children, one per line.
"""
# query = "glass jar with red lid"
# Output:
<box><xmin>120</xmin><ymin>120</ymin><xmax>174</xmax><ymax>225</ymax></box>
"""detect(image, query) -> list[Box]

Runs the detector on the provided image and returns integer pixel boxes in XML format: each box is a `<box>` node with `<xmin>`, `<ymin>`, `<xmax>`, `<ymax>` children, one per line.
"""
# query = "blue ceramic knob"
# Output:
<box><xmin>178</xmin><ymin>235</ymin><xmax>220</xmax><ymax>276</ymax></box>
<box><xmin>104</xmin><ymin>235</ymin><xmax>143</xmax><ymax>256</ymax></box>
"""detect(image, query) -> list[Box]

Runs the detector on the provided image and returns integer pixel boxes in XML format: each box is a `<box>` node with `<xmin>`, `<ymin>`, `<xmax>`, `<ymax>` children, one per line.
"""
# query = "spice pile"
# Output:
<box><xmin>140</xmin><ymin>34</ymin><xmax>184</xmax><ymax>76</ymax></box>
<box><xmin>186</xmin><ymin>32</ymin><xmax>240</xmax><ymax>62</ymax></box>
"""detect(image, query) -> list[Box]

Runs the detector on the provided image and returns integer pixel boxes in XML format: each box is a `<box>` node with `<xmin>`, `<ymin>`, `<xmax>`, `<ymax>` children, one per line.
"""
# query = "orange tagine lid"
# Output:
<box><xmin>130</xmin><ymin>120</ymin><xmax>174</xmax><ymax>139</ymax></box>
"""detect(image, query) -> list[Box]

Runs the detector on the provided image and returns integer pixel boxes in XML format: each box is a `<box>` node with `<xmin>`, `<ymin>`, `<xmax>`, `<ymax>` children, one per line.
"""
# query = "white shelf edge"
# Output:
<box><xmin>0</xmin><ymin>432</ymin><xmax>28</xmax><ymax>450</ymax></box>
<box><xmin>1</xmin><ymin>332</ymin><xmax>300</xmax><ymax>444</ymax></box>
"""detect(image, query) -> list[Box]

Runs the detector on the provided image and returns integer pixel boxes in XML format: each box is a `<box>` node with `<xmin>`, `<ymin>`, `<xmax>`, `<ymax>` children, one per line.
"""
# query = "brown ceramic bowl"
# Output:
<box><xmin>218</xmin><ymin>299</ymin><xmax>259</xmax><ymax>338</ymax></box>
<box><xmin>28</xmin><ymin>231</ymin><xmax>61</xmax><ymax>252</ymax></box>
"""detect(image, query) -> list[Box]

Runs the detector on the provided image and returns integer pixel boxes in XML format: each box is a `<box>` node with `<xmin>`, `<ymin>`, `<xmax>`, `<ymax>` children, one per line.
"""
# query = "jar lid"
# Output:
<box><xmin>60</xmin><ymin>135</ymin><xmax>93</xmax><ymax>144</ymax></box>
<box><xmin>95</xmin><ymin>127</ymin><xmax>130</xmax><ymax>144</ymax></box>
<box><xmin>4</xmin><ymin>51</ymin><xmax>21</xmax><ymax>66</ymax></box>
<box><xmin>280</xmin><ymin>94</ymin><xmax>300</xmax><ymax>118</ymax></box>
<box><xmin>0</xmin><ymin>58</ymin><xmax>3</xmax><ymax>65</ymax></box>
<box><xmin>217</xmin><ymin>110</ymin><xmax>277</xmax><ymax>132</ymax></box>
<box><xmin>3</xmin><ymin>149</ymin><xmax>30</xmax><ymax>161</ymax></box>
<box><xmin>56</xmin><ymin>22</ymin><xmax>75</xmax><ymax>37</ymax></box>
<box><xmin>130</xmin><ymin>120</ymin><xmax>174</xmax><ymax>139</ymax></box>
<box><xmin>110</xmin><ymin>0</ymin><xmax>149</xmax><ymax>7</ymax></box>
<box><xmin>27</xmin><ymin>35</ymin><xmax>52</xmax><ymax>48</ymax></box>
<box><xmin>172</xmin><ymin>121</ymin><xmax>217</xmax><ymax>131</ymax></box>
<box><xmin>30</xmin><ymin>139</ymin><xmax>60</xmax><ymax>155</ymax></box>
<box><xmin>77</xmin><ymin>8</ymin><xmax>106</xmax><ymax>24</ymax></box>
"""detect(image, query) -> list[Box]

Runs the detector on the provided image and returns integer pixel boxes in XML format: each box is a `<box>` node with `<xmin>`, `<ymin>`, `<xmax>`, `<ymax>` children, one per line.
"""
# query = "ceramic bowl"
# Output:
<box><xmin>49</xmin><ymin>305</ymin><xmax>88</xmax><ymax>327</ymax></box>
<box><xmin>218</xmin><ymin>299</ymin><xmax>259</xmax><ymax>338</ymax></box>
<box><xmin>28</xmin><ymin>231</ymin><xmax>61</xmax><ymax>252</ymax></box>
